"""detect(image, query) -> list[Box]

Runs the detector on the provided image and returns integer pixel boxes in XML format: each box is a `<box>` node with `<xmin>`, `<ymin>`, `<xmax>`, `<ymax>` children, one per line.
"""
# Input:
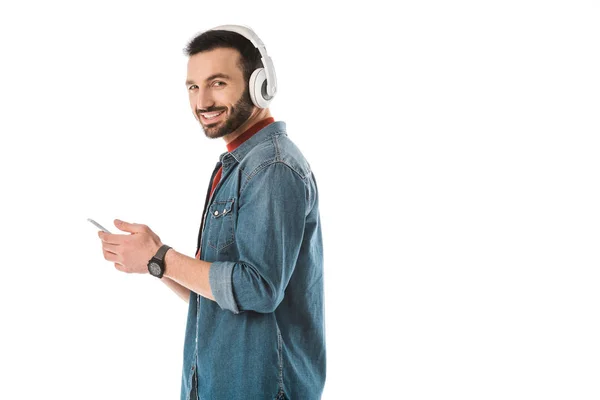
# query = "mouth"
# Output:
<box><xmin>199</xmin><ymin>109</ymin><xmax>226</xmax><ymax>124</ymax></box>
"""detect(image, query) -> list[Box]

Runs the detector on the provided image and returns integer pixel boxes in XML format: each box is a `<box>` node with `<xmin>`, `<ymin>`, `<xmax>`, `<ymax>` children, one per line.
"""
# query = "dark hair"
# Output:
<box><xmin>184</xmin><ymin>30</ymin><xmax>262</xmax><ymax>83</ymax></box>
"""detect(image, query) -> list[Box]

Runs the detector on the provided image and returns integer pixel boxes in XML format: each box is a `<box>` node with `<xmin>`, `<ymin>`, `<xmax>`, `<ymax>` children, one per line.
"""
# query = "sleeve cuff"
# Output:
<box><xmin>209</xmin><ymin>261</ymin><xmax>240</xmax><ymax>314</ymax></box>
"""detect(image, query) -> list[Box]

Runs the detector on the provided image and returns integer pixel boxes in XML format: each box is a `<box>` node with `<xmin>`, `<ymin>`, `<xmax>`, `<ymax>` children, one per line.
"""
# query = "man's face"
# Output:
<box><xmin>186</xmin><ymin>47</ymin><xmax>254</xmax><ymax>139</ymax></box>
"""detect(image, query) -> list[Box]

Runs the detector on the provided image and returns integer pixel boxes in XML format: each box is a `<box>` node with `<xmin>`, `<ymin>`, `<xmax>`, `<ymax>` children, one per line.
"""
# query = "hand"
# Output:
<box><xmin>98</xmin><ymin>219</ymin><xmax>163</xmax><ymax>274</ymax></box>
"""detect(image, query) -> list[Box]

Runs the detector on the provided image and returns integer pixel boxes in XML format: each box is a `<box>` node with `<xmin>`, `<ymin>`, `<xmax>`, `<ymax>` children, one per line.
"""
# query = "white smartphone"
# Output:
<box><xmin>87</xmin><ymin>218</ymin><xmax>112</xmax><ymax>233</ymax></box>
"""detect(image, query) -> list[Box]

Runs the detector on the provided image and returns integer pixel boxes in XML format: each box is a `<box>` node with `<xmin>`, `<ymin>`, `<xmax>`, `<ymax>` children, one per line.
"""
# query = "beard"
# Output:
<box><xmin>198</xmin><ymin>87</ymin><xmax>254</xmax><ymax>139</ymax></box>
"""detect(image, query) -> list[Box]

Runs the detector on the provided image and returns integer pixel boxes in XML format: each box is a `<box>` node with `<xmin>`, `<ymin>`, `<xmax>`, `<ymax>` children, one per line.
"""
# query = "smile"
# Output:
<box><xmin>200</xmin><ymin>110</ymin><xmax>225</xmax><ymax>121</ymax></box>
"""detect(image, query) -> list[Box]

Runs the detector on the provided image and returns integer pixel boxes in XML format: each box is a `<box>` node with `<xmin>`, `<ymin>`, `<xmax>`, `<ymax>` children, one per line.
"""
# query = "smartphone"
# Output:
<box><xmin>87</xmin><ymin>218</ymin><xmax>112</xmax><ymax>233</ymax></box>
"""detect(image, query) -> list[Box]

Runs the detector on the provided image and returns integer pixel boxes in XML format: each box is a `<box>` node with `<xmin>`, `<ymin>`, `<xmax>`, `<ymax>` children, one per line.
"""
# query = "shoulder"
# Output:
<box><xmin>240</xmin><ymin>131</ymin><xmax>312</xmax><ymax>181</ymax></box>
<box><xmin>239</xmin><ymin>126</ymin><xmax>318</xmax><ymax>210</ymax></box>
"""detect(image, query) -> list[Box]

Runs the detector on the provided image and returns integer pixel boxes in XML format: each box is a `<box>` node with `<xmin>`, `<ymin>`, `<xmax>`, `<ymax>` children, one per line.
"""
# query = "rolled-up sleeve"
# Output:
<box><xmin>208</xmin><ymin>260</ymin><xmax>240</xmax><ymax>314</ymax></box>
<box><xmin>209</xmin><ymin>161</ymin><xmax>307</xmax><ymax>314</ymax></box>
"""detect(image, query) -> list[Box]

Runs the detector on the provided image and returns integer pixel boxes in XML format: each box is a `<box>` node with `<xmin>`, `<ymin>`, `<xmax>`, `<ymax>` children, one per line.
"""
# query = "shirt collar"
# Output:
<box><xmin>226</xmin><ymin>117</ymin><xmax>274</xmax><ymax>153</ymax></box>
<box><xmin>220</xmin><ymin>120</ymin><xmax>287</xmax><ymax>168</ymax></box>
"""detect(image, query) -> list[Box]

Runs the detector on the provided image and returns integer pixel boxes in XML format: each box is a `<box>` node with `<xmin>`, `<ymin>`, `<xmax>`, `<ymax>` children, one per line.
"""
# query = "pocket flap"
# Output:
<box><xmin>209</xmin><ymin>198</ymin><xmax>235</xmax><ymax>218</ymax></box>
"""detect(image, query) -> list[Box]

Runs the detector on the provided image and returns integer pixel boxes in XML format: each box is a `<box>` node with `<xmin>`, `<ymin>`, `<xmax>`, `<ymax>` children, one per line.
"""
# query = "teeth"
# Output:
<box><xmin>202</xmin><ymin>111</ymin><xmax>224</xmax><ymax>119</ymax></box>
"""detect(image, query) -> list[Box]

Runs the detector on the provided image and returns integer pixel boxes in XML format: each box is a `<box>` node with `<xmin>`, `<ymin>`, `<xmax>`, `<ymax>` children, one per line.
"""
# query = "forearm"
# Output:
<box><xmin>161</xmin><ymin>276</ymin><xmax>191</xmax><ymax>303</ymax></box>
<box><xmin>163</xmin><ymin>248</ymin><xmax>215</xmax><ymax>301</ymax></box>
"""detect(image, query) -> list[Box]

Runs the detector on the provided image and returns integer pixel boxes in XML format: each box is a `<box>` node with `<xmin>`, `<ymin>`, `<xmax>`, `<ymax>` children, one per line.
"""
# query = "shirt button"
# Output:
<box><xmin>214</xmin><ymin>210</ymin><xmax>219</xmax><ymax>216</ymax></box>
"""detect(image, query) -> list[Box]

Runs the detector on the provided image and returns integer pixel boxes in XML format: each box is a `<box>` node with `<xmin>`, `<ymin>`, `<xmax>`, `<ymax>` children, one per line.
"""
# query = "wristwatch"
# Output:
<box><xmin>147</xmin><ymin>244</ymin><xmax>172</xmax><ymax>278</ymax></box>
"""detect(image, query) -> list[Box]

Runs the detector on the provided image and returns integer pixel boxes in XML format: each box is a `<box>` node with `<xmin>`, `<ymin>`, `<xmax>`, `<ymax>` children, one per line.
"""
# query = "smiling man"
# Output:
<box><xmin>97</xmin><ymin>25</ymin><xmax>326</xmax><ymax>399</ymax></box>
<box><xmin>187</xmin><ymin>54</ymin><xmax>258</xmax><ymax>139</ymax></box>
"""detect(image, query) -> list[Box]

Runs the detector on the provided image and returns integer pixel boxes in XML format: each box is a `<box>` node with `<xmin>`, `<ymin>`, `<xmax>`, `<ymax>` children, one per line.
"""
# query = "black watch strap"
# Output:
<box><xmin>154</xmin><ymin>244</ymin><xmax>172</xmax><ymax>261</ymax></box>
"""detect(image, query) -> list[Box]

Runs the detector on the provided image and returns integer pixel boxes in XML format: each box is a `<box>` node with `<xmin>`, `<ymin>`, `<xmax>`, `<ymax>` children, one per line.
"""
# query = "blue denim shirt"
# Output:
<box><xmin>180</xmin><ymin>121</ymin><xmax>326</xmax><ymax>400</ymax></box>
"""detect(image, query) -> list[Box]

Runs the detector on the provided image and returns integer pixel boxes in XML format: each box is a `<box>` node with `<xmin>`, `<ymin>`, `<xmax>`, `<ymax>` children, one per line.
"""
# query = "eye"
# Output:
<box><xmin>188</xmin><ymin>84</ymin><xmax>198</xmax><ymax>91</ymax></box>
<box><xmin>212</xmin><ymin>81</ymin><xmax>226</xmax><ymax>88</ymax></box>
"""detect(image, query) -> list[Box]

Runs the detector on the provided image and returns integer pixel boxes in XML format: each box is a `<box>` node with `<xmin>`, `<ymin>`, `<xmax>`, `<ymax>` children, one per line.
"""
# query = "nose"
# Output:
<box><xmin>194</xmin><ymin>87</ymin><xmax>215</xmax><ymax>113</ymax></box>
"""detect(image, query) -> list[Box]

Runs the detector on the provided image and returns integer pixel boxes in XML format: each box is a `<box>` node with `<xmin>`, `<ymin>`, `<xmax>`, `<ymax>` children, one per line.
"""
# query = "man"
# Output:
<box><xmin>97</xmin><ymin>25</ymin><xmax>326</xmax><ymax>399</ymax></box>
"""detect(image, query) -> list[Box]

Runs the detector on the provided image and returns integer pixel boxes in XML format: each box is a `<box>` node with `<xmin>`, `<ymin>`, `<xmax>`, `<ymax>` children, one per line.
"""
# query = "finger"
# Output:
<box><xmin>114</xmin><ymin>262</ymin><xmax>127</xmax><ymax>272</ymax></box>
<box><xmin>102</xmin><ymin>243</ymin><xmax>120</xmax><ymax>254</ymax></box>
<box><xmin>114</xmin><ymin>219</ymin><xmax>147</xmax><ymax>234</ymax></box>
<box><xmin>98</xmin><ymin>231</ymin><xmax>124</xmax><ymax>245</ymax></box>
<box><xmin>103</xmin><ymin>248</ymin><xmax>119</xmax><ymax>263</ymax></box>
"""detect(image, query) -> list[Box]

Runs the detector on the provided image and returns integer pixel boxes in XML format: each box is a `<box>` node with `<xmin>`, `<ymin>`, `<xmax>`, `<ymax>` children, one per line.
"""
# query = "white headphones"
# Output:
<box><xmin>208</xmin><ymin>24</ymin><xmax>277</xmax><ymax>109</ymax></box>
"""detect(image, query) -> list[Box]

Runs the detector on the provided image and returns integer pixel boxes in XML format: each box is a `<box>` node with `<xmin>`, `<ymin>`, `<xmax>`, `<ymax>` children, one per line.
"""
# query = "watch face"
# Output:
<box><xmin>149</xmin><ymin>262</ymin><xmax>161</xmax><ymax>276</ymax></box>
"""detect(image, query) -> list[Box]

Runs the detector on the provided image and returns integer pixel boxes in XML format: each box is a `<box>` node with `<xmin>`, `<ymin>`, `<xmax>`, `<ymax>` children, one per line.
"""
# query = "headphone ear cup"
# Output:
<box><xmin>249</xmin><ymin>68</ymin><xmax>271</xmax><ymax>108</ymax></box>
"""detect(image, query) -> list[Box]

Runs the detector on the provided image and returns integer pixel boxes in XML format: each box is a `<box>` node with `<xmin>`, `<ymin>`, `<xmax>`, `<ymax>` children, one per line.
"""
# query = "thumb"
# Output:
<box><xmin>114</xmin><ymin>219</ymin><xmax>144</xmax><ymax>233</ymax></box>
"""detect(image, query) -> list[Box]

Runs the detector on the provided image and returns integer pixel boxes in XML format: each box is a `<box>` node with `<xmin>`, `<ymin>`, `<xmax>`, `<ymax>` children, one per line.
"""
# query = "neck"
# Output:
<box><xmin>222</xmin><ymin>108</ymin><xmax>272</xmax><ymax>145</ymax></box>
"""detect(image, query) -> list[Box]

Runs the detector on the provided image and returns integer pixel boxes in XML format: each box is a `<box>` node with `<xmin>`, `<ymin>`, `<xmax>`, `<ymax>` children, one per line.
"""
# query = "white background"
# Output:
<box><xmin>1</xmin><ymin>1</ymin><xmax>599</xmax><ymax>399</ymax></box>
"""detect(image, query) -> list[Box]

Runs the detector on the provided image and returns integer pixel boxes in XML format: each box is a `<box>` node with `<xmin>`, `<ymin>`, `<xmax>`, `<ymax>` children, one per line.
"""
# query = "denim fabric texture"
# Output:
<box><xmin>180</xmin><ymin>121</ymin><xmax>326</xmax><ymax>400</ymax></box>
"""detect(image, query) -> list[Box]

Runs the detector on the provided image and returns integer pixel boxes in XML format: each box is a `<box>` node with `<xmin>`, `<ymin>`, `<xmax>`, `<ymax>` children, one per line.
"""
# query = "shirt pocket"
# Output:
<box><xmin>207</xmin><ymin>198</ymin><xmax>236</xmax><ymax>251</ymax></box>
